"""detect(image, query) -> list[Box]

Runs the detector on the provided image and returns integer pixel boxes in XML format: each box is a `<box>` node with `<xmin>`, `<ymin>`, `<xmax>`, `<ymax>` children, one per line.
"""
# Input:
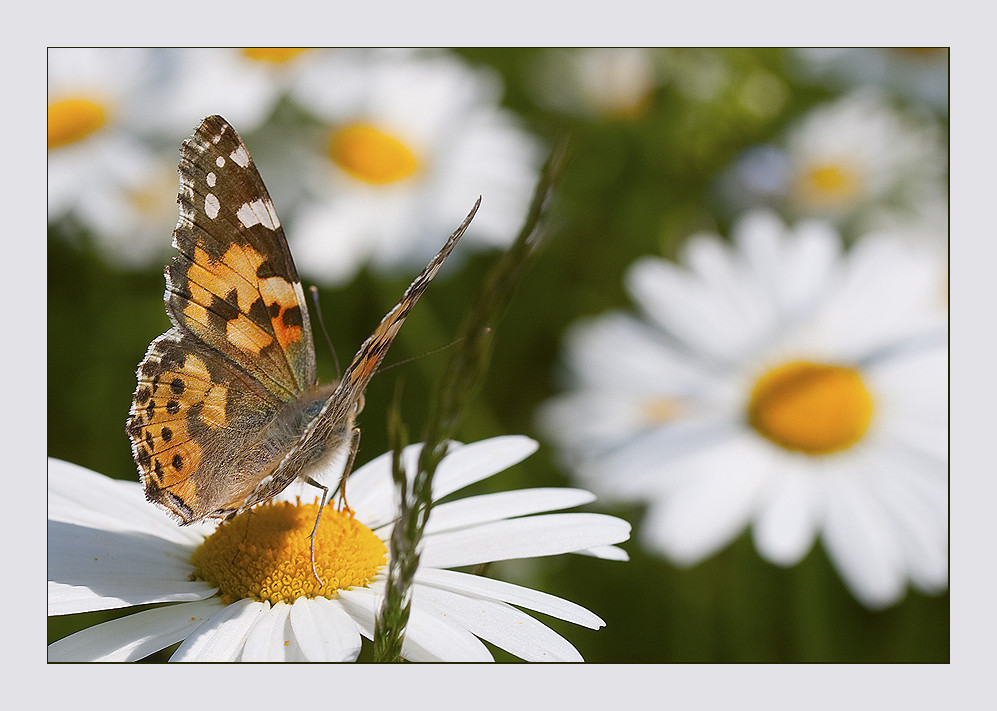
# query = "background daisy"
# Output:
<box><xmin>48</xmin><ymin>437</ymin><xmax>630</xmax><ymax>662</ymax></box>
<box><xmin>285</xmin><ymin>48</ymin><xmax>543</xmax><ymax>283</ymax></box>
<box><xmin>48</xmin><ymin>48</ymin><xmax>179</xmax><ymax>268</ymax></box>
<box><xmin>792</xmin><ymin>48</ymin><xmax>950</xmax><ymax>115</ymax></box>
<box><xmin>719</xmin><ymin>88</ymin><xmax>948</xmax><ymax>237</ymax></box>
<box><xmin>538</xmin><ymin>210</ymin><xmax>947</xmax><ymax>610</ymax></box>
<box><xmin>150</xmin><ymin>47</ymin><xmax>320</xmax><ymax>135</ymax></box>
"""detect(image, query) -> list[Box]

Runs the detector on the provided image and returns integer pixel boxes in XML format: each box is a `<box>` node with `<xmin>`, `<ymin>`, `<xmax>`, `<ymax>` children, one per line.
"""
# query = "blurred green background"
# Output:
<box><xmin>48</xmin><ymin>47</ymin><xmax>948</xmax><ymax>662</ymax></box>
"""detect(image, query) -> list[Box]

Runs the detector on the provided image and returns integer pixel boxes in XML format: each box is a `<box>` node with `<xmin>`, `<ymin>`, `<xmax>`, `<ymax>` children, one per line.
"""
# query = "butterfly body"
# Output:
<box><xmin>127</xmin><ymin>115</ymin><xmax>476</xmax><ymax>525</ymax></box>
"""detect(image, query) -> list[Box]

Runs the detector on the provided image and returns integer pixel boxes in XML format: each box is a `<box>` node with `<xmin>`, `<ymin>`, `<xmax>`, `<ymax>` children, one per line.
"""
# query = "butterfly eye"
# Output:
<box><xmin>354</xmin><ymin>393</ymin><xmax>366</xmax><ymax>416</ymax></box>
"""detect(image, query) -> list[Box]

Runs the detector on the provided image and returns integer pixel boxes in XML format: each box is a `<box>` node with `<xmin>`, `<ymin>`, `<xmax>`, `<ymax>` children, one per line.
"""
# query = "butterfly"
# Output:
<box><xmin>127</xmin><ymin>114</ymin><xmax>477</xmax><ymax>531</ymax></box>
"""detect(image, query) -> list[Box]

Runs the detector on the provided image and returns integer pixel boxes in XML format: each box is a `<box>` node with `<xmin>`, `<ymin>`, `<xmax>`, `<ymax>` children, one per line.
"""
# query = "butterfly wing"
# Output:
<box><xmin>337</xmin><ymin>197</ymin><xmax>480</xmax><ymax>406</ymax></box>
<box><xmin>166</xmin><ymin>115</ymin><xmax>315</xmax><ymax>399</ymax></box>
<box><xmin>128</xmin><ymin>328</ymin><xmax>282</xmax><ymax>521</ymax></box>
<box><xmin>129</xmin><ymin>115</ymin><xmax>316</xmax><ymax>522</ymax></box>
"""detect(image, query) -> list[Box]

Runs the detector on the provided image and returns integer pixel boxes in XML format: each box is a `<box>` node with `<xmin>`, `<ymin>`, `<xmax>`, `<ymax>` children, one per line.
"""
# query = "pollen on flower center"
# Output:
<box><xmin>241</xmin><ymin>48</ymin><xmax>309</xmax><ymax>64</ymax></box>
<box><xmin>190</xmin><ymin>500</ymin><xmax>386</xmax><ymax>605</ymax></box>
<box><xmin>797</xmin><ymin>161</ymin><xmax>861</xmax><ymax>207</ymax></box>
<box><xmin>747</xmin><ymin>360</ymin><xmax>874</xmax><ymax>455</ymax></box>
<box><xmin>48</xmin><ymin>98</ymin><xmax>108</xmax><ymax>149</ymax></box>
<box><xmin>327</xmin><ymin>122</ymin><xmax>421</xmax><ymax>185</ymax></box>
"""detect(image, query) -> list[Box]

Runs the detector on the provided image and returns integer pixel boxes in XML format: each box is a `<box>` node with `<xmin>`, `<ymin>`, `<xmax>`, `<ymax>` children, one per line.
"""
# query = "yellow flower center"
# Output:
<box><xmin>327</xmin><ymin>122</ymin><xmax>421</xmax><ymax>185</ymax></box>
<box><xmin>797</xmin><ymin>161</ymin><xmax>862</xmax><ymax>208</ymax></box>
<box><xmin>241</xmin><ymin>48</ymin><xmax>309</xmax><ymax>63</ymax></box>
<box><xmin>48</xmin><ymin>97</ymin><xmax>108</xmax><ymax>149</ymax></box>
<box><xmin>747</xmin><ymin>361</ymin><xmax>874</xmax><ymax>455</ymax></box>
<box><xmin>191</xmin><ymin>500</ymin><xmax>386</xmax><ymax>605</ymax></box>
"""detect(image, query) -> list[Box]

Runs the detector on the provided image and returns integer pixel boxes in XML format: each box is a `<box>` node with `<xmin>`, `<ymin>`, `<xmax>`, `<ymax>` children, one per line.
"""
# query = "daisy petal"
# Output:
<box><xmin>420</xmin><ymin>513</ymin><xmax>631</xmax><ymax>569</ymax></box>
<box><xmin>413</xmin><ymin>585</ymin><xmax>583</xmax><ymax>661</ymax></box>
<box><xmin>421</xmin><ymin>488</ymin><xmax>595</xmax><ymax>535</ymax></box>
<box><xmin>564</xmin><ymin>312</ymin><xmax>712</xmax><ymax>393</ymax></box>
<box><xmin>47</xmin><ymin>598</ymin><xmax>225</xmax><ymax>662</ymax></box>
<box><xmin>337</xmin><ymin>586</ymin><xmax>493</xmax><ymax>662</ymax></box>
<box><xmin>170</xmin><ymin>599</ymin><xmax>268</xmax><ymax>662</ymax></box>
<box><xmin>575</xmin><ymin>545</ymin><xmax>630</xmax><ymax>561</ymax></box>
<box><xmin>641</xmin><ymin>452</ymin><xmax>767</xmax><ymax>565</ymax></box>
<box><xmin>752</xmin><ymin>462</ymin><xmax>820</xmax><ymax>565</ymax></box>
<box><xmin>240</xmin><ymin>601</ymin><xmax>293</xmax><ymax>662</ymax></box>
<box><xmin>48</xmin><ymin>459</ymin><xmax>212</xmax><ymax>545</ymax></box>
<box><xmin>821</xmin><ymin>473</ymin><xmax>907</xmax><ymax>609</ymax></box>
<box><xmin>414</xmin><ymin>567</ymin><xmax>604</xmax><ymax>629</ymax></box>
<box><xmin>429</xmin><ymin>436</ymin><xmax>540</xmax><ymax>499</ymax></box>
<box><xmin>866</xmin><ymin>460</ymin><xmax>948</xmax><ymax>592</ymax></box>
<box><xmin>289</xmin><ymin>597</ymin><xmax>363</xmax><ymax>662</ymax></box>
<box><xmin>48</xmin><ymin>520</ymin><xmax>216</xmax><ymax>614</ymax></box>
<box><xmin>352</xmin><ymin>436</ymin><xmax>539</xmax><ymax>529</ymax></box>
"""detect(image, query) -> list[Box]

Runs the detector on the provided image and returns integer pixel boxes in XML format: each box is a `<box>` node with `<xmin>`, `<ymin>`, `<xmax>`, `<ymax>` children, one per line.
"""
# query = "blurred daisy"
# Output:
<box><xmin>285</xmin><ymin>49</ymin><xmax>542</xmax><ymax>284</ymax></box>
<box><xmin>721</xmin><ymin>89</ymin><xmax>947</xmax><ymax>232</ymax></box>
<box><xmin>152</xmin><ymin>48</ymin><xmax>322</xmax><ymax>134</ymax></box>
<box><xmin>793</xmin><ymin>48</ymin><xmax>949</xmax><ymax>114</ymax></box>
<box><xmin>538</xmin><ymin>211</ymin><xmax>947</xmax><ymax>609</ymax></box>
<box><xmin>48</xmin><ymin>436</ymin><xmax>630</xmax><ymax>662</ymax></box>
<box><xmin>532</xmin><ymin>48</ymin><xmax>661</xmax><ymax>119</ymax></box>
<box><xmin>48</xmin><ymin>48</ymin><xmax>178</xmax><ymax>267</ymax></box>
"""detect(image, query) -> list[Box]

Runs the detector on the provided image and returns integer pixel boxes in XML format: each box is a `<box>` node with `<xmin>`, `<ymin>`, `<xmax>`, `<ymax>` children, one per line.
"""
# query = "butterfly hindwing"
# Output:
<box><xmin>127</xmin><ymin>328</ymin><xmax>282</xmax><ymax>522</ymax></box>
<box><xmin>167</xmin><ymin>115</ymin><xmax>315</xmax><ymax>400</ymax></box>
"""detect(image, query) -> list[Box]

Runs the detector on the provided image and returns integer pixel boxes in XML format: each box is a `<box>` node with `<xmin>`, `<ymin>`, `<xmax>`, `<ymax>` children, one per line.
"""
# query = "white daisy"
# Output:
<box><xmin>722</xmin><ymin>89</ymin><xmax>947</xmax><ymax>231</ymax></box>
<box><xmin>48</xmin><ymin>48</ymin><xmax>178</xmax><ymax>268</ymax></box>
<box><xmin>151</xmin><ymin>48</ymin><xmax>322</xmax><ymax>135</ymax></box>
<box><xmin>48</xmin><ymin>436</ymin><xmax>630</xmax><ymax>661</ymax></box>
<box><xmin>793</xmin><ymin>48</ymin><xmax>949</xmax><ymax>114</ymax></box>
<box><xmin>538</xmin><ymin>210</ymin><xmax>947</xmax><ymax>609</ymax></box>
<box><xmin>284</xmin><ymin>49</ymin><xmax>542</xmax><ymax>284</ymax></box>
<box><xmin>532</xmin><ymin>48</ymin><xmax>660</xmax><ymax>119</ymax></box>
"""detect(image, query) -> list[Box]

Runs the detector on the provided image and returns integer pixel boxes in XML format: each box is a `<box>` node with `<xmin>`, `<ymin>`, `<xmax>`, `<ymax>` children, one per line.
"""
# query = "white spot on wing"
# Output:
<box><xmin>216</xmin><ymin>156</ymin><xmax>225</xmax><ymax>168</ymax></box>
<box><xmin>206</xmin><ymin>172</ymin><xmax>216</xmax><ymax>187</ymax></box>
<box><xmin>229</xmin><ymin>144</ymin><xmax>251</xmax><ymax>168</ymax></box>
<box><xmin>236</xmin><ymin>199</ymin><xmax>280</xmax><ymax>230</ymax></box>
<box><xmin>204</xmin><ymin>193</ymin><xmax>220</xmax><ymax>219</ymax></box>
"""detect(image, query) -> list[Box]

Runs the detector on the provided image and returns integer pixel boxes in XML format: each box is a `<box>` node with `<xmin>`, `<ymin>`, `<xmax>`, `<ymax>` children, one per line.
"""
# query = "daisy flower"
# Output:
<box><xmin>538</xmin><ymin>210</ymin><xmax>947</xmax><ymax>609</ymax></box>
<box><xmin>48</xmin><ymin>48</ymin><xmax>178</xmax><ymax>268</ymax></box>
<box><xmin>284</xmin><ymin>49</ymin><xmax>542</xmax><ymax>284</ymax></box>
<box><xmin>151</xmin><ymin>48</ymin><xmax>323</xmax><ymax>135</ymax></box>
<box><xmin>792</xmin><ymin>48</ymin><xmax>949</xmax><ymax>114</ymax></box>
<box><xmin>48</xmin><ymin>436</ymin><xmax>630</xmax><ymax>661</ymax></box>
<box><xmin>721</xmin><ymin>89</ymin><xmax>947</xmax><ymax>232</ymax></box>
<box><xmin>532</xmin><ymin>48</ymin><xmax>661</xmax><ymax>119</ymax></box>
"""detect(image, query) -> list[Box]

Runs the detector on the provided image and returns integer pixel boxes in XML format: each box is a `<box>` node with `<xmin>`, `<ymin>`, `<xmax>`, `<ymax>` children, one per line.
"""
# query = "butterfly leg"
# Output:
<box><xmin>302</xmin><ymin>475</ymin><xmax>331</xmax><ymax>586</ymax></box>
<box><xmin>336</xmin><ymin>427</ymin><xmax>362</xmax><ymax>513</ymax></box>
<box><xmin>304</xmin><ymin>427</ymin><xmax>362</xmax><ymax>585</ymax></box>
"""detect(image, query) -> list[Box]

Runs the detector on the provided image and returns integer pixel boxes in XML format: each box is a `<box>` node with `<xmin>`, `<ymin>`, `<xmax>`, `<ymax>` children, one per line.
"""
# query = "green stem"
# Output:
<box><xmin>371</xmin><ymin>137</ymin><xmax>571</xmax><ymax>662</ymax></box>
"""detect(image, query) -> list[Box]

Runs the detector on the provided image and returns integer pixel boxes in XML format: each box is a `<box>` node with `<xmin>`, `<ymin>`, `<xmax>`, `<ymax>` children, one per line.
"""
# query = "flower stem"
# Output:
<box><xmin>371</xmin><ymin>138</ymin><xmax>570</xmax><ymax>662</ymax></box>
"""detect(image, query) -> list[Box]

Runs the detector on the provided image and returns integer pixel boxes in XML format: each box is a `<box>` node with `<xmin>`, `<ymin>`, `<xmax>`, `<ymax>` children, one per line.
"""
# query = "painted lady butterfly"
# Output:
<box><xmin>127</xmin><ymin>115</ymin><xmax>477</xmax><ymax>526</ymax></box>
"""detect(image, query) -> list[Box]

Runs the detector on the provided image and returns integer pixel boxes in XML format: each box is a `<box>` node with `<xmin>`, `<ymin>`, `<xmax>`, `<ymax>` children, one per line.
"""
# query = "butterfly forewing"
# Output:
<box><xmin>168</xmin><ymin>115</ymin><xmax>316</xmax><ymax>400</ymax></box>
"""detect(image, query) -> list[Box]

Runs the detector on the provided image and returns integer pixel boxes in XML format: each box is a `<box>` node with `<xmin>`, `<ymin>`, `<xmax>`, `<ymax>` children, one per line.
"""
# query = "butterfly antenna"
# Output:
<box><xmin>375</xmin><ymin>334</ymin><xmax>475</xmax><ymax>375</ymax></box>
<box><xmin>310</xmin><ymin>285</ymin><xmax>341</xmax><ymax>379</ymax></box>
